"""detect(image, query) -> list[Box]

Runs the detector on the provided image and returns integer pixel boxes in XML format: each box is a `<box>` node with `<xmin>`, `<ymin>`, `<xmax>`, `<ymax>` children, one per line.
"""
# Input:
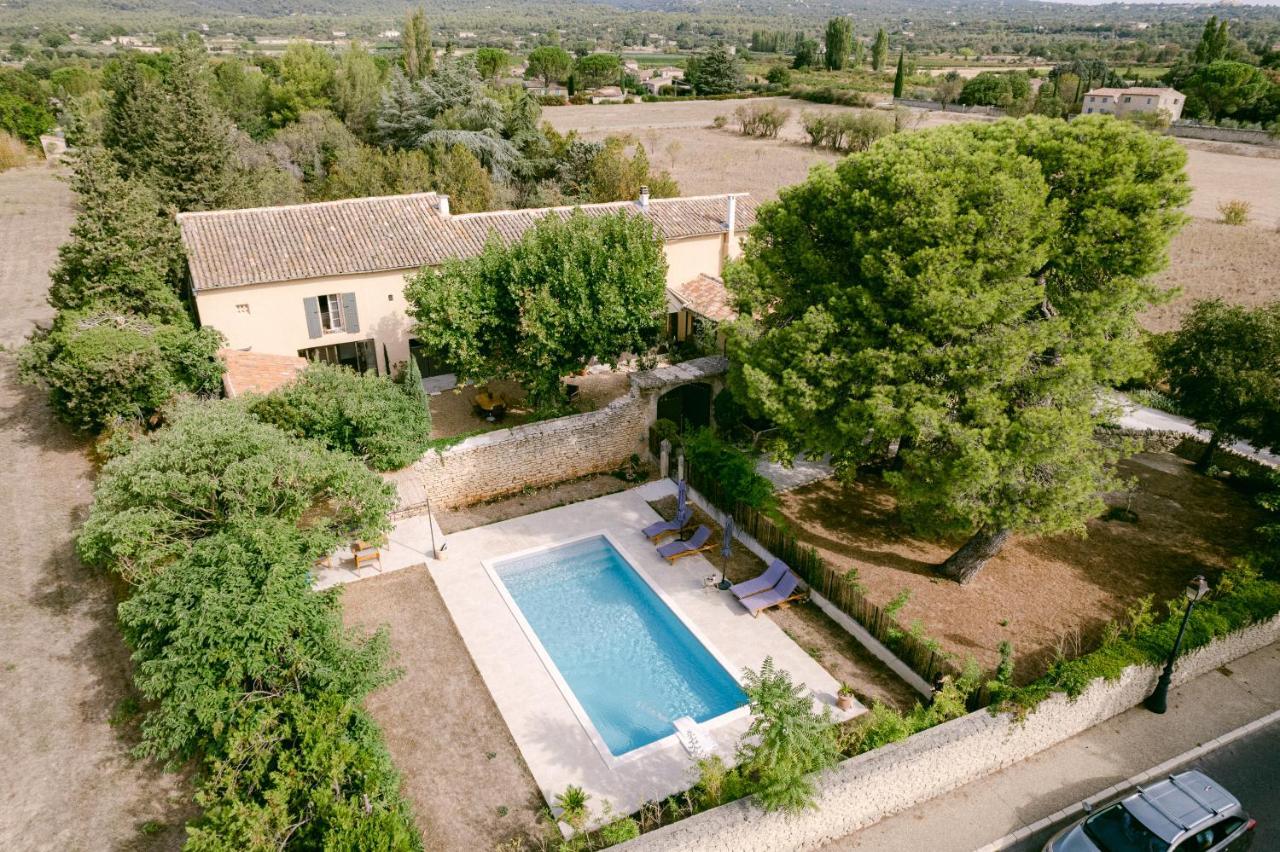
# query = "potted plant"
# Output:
<box><xmin>836</xmin><ymin>683</ymin><xmax>856</xmax><ymax>711</ymax></box>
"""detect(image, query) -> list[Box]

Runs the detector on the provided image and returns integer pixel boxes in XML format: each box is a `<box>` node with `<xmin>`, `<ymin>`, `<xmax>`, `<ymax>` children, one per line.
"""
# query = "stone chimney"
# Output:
<box><xmin>437</xmin><ymin>194</ymin><xmax>451</xmax><ymax>217</ymax></box>
<box><xmin>638</xmin><ymin>185</ymin><xmax>650</xmax><ymax>211</ymax></box>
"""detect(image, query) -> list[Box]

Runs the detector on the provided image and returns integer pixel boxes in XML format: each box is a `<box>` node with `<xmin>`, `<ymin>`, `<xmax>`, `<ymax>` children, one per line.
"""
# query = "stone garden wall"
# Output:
<box><xmin>622</xmin><ymin>612</ymin><xmax>1280</xmax><ymax>851</ymax></box>
<box><xmin>393</xmin><ymin>357</ymin><xmax>728</xmax><ymax>511</ymax></box>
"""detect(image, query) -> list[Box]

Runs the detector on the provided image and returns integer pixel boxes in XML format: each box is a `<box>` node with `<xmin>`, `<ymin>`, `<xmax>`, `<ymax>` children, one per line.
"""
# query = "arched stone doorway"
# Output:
<box><xmin>656</xmin><ymin>381</ymin><xmax>712</xmax><ymax>434</ymax></box>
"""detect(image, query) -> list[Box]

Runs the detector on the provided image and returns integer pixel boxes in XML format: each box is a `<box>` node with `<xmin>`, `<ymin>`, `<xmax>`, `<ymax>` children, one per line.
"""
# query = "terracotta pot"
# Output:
<box><xmin>836</xmin><ymin>694</ymin><xmax>855</xmax><ymax>711</ymax></box>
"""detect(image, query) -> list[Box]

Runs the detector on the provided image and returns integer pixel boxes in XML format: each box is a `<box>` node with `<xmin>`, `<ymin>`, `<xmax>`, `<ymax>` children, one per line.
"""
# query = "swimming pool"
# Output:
<box><xmin>491</xmin><ymin>534</ymin><xmax>747</xmax><ymax>757</ymax></box>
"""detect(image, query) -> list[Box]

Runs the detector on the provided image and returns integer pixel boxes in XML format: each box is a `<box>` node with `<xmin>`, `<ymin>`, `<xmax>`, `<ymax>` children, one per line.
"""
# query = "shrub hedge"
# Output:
<box><xmin>248</xmin><ymin>361</ymin><xmax>432</xmax><ymax>471</ymax></box>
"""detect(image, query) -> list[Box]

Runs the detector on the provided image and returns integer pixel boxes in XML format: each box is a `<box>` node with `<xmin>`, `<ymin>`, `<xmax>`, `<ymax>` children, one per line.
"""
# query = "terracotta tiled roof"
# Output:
<box><xmin>220</xmin><ymin>348</ymin><xmax>307</xmax><ymax>397</ymax></box>
<box><xmin>668</xmin><ymin>274</ymin><xmax>737</xmax><ymax>323</ymax></box>
<box><xmin>179</xmin><ymin>192</ymin><xmax>756</xmax><ymax>292</ymax></box>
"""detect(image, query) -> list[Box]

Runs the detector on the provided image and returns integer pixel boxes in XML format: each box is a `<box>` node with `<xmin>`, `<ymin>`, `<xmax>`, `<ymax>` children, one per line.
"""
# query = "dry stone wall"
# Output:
<box><xmin>394</xmin><ymin>357</ymin><xmax>728</xmax><ymax>511</ymax></box>
<box><xmin>621</xmin><ymin>613</ymin><xmax>1280</xmax><ymax>851</ymax></box>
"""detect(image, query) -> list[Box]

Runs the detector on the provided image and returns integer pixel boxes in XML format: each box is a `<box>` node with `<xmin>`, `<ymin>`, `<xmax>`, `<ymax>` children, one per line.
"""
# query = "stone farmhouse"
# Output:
<box><xmin>1081</xmin><ymin>86</ymin><xmax>1186</xmax><ymax>121</ymax></box>
<box><xmin>177</xmin><ymin>190</ymin><xmax>754</xmax><ymax>392</ymax></box>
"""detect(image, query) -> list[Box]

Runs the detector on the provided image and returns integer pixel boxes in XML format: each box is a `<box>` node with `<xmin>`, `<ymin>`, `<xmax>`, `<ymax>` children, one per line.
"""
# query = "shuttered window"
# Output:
<box><xmin>303</xmin><ymin>293</ymin><xmax>360</xmax><ymax>338</ymax></box>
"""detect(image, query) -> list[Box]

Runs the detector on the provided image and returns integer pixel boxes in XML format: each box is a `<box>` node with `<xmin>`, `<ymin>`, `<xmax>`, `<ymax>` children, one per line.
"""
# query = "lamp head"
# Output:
<box><xmin>1186</xmin><ymin>574</ymin><xmax>1210</xmax><ymax>602</ymax></box>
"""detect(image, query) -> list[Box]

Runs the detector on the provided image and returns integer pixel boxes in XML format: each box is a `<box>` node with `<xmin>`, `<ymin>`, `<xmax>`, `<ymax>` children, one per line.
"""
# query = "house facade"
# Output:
<box><xmin>178</xmin><ymin>191</ymin><xmax>753</xmax><ymax>388</ymax></box>
<box><xmin>1081</xmin><ymin>86</ymin><xmax>1185</xmax><ymax>121</ymax></box>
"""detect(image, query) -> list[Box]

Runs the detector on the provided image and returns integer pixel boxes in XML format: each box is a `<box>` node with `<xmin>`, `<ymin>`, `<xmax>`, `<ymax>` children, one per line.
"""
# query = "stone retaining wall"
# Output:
<box><xmin>622</xmin><ymin>613</ymin><xmax>1280</xmax><ymax>851</ymax></box>
<box><xmin>1169</xmin><ymin>122</ymin><xmax>1280</xmax><ymax>148</ymax></box>
<box><xmin>394</xmin><ymin>357</ymin><xmax>729</xmax><ymax>511</ymax></box>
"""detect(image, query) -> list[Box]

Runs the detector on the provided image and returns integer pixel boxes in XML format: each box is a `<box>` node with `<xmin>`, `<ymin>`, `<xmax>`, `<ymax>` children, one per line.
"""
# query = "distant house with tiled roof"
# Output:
<box><xmin>178</xmin><ymin>190</ymin><xmax>754</xmax><ymax>386</ymax></box>
<box><xmin>1082</xmin><ymin>86</ymin><xmax>1185</xmax><ymax>121</ymax></box>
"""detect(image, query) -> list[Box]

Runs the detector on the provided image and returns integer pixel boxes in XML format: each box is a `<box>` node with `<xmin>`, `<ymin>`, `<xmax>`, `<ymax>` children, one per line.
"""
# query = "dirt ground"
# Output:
<box><xmin>0</xmin><ymin>165</ymin><xmax>193</xmax><ymax>849</ymax></box>
<box><xmin>776</xmin><ymin>452</ymin><xmax>1265</xmax><ymax>684</ymax></box>
<box><xmin>340</xmin><ymin>566</ymin><xmax>545</xmax><ymax>851</ymax></box>
<box><xmin>544</xmin><ymin>98</ymin><xmax>1280</xmax><ymax>330</ymax></box>
<box><xmin>647</xmin><ymin>496</ymin><xmax>921</xmax><ymax>711</ymax></box>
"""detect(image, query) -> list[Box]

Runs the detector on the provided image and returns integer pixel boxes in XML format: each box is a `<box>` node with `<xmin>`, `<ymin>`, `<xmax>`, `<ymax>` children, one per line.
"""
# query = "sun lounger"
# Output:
<box><xmin>643</xmin><ymin>505</ymin><xmax>693</xmax><ymax>542</ymax></box>
<box><xmin>656</xmin><ymin>525</ymin><xmax>713</xmax><ymax>563</ymax></box>
<box><xmin>730</xmin><ymin>558</ymin><xmax>788</xmax><ymax>600</ymax></box>
<box><xmin>741</xmin><ymin>571</ymin><xmax>805</xmax><ymax>617</ymax></box>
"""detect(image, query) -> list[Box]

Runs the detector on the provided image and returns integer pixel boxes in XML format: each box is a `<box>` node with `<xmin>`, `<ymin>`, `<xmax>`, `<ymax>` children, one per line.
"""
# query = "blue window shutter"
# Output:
<box><xmin>341</xmin><ymin>292</ymin><xmax>360</xmax><ymax>332</ymax></box>
<box><xmin>304</xmin><ymin>296</ymin><xmax>322</xmax><ymax>339</ymax></box>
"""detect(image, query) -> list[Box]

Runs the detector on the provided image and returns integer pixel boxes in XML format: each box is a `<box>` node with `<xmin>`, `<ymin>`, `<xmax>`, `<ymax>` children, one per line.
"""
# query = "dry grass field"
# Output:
<box><xmin>0</xmin><ymin>165</ymin><xmax>193</xmax><ymax>850</ymax></box>
<box><xmin>545</xmin><ymin>98</ymin><xmax>1280</xmax><ymax>330</ymax></box>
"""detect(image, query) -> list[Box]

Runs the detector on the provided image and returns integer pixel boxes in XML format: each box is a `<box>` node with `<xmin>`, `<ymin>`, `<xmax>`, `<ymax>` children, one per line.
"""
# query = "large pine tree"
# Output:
<box><xmin>727</xmin><ymin>118</ymin><xmax>1190</xmax><ymax>583</ymax></box>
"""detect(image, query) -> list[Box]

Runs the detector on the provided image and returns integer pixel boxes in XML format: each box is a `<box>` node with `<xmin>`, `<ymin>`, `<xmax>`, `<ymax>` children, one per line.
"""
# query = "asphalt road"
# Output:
<box><xmin>1008</xmin><ymin>718</ymin><xmax>1280</xmax><ymax>850</ymax></box>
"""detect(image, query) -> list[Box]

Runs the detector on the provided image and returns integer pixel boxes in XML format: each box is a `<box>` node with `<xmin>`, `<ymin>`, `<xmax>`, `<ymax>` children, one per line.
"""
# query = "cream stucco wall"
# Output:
<box><xmin>196</xmin><ymin>230</ymin><xmax>746</xmax><ymax>373</ymax></box>
<box><xmin>195</xmin><ymin>268</ymin><xmax>416</xmax><ymax>375</ymax></box>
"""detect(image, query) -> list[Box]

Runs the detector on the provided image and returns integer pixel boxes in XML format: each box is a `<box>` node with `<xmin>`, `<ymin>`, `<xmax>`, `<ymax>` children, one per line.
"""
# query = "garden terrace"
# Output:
<box><xmin>776</xmin><ymin>451</ymin><xmax>1267</xmax><ymax>681</ymax></box>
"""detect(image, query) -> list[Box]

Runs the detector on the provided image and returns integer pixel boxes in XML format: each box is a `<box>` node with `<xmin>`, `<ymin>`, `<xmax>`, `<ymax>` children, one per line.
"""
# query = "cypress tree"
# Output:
<box><xmin>893</xmin><ymin>49</ymin><xmax>906</xmax><ymax>98</ymax></box>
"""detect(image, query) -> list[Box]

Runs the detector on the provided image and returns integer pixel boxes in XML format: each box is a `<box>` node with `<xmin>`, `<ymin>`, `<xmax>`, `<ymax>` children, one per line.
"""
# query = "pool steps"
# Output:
<box><xmin>672</xmin><ymin>715</ymin><xmax>712</xmax><ymax>759</ymax></box>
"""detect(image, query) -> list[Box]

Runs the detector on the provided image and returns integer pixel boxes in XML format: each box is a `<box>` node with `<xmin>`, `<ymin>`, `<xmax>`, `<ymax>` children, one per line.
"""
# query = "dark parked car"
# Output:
<box><xmin>1044</xmin><ymin>770</ymin><xmax>1256</xmax><ymax>852</ymax></box>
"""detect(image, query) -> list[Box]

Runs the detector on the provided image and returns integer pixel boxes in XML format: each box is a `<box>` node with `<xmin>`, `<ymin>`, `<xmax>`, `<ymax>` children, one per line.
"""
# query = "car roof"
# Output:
<box><xmin>1121</xmin><ymin>771</ymin><xmax>1241</xmax><ymax>843</ymax></box>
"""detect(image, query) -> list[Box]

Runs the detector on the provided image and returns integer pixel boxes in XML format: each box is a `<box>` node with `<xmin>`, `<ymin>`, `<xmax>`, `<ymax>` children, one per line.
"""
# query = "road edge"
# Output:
<box><xmin>975</xmin><ymin>706</ymin><xmax>1280</xmax><ymax>851</ymax></box>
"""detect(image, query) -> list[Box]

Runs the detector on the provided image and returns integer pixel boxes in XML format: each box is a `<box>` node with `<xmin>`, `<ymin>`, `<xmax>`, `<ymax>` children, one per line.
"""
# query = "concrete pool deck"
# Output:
<box><xmin>406</xmin><ymin>480</ymin><xmax>864</xmax><ymax>826</ymax></box>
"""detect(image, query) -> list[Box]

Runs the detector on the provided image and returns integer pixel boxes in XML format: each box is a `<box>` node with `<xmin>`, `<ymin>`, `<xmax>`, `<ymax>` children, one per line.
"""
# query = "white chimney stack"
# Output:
<box><xmin>638</xmin><ymin>185</ymin><xmax>650</xmax><ymax>210</ymax></box>
<box><xmin>437</xmin><ymin>194</ymin><xmax>450</xmax><ymax>217</ymax></box>
<box><xmin>726</xmin><ymin>194</ymin><xmax>737</xmax><ymax>236</ymax></box>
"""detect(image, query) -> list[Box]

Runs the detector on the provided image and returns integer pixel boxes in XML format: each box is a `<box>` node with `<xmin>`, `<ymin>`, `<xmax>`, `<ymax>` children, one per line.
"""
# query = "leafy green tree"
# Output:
<box><xmin>117</xmin><ymin>518</ymin><xmax>396</xmax><ymax>759</ymax></box>
<box><xmin>872</xmin><ymin>28</ymin><xmax>889</xmax><ymax>71</ymax></box>
<box><xmin>584</xmin><ymin>136</ymin><xmax>678</xmax><ymax>202</ymax></box>
<box><xmin>78</xmin><ymin>400</ymin><xmax>394</xmax><ymax>583</ymax></box>
<box><xmin>186</xmin><ymin>693</ymin><xmax>421</xmax><ymax>850</ymax></box>
<box><xmin>269</xmin><ymin>42</ymin><xmax>338</xmax><ymax>127</ymax></box>
<box><xmin>574</xmin><ymin>53</ymin><xmax>621</xmax><ymax>90</ymax></box>
<box><xmin>17</xmin><ymin>309</ymin><xmax>224</xmax><ymax>435</ymax></box>
<box><xmin>401</xmin><ymin>7</ymin><xmax>434</xmax><ymax>81</ymax></box>
<box><xmin>1182</xmin><ymin>61</ymin><xmax>1271</xmax><ymax>121</ymax></box>
<box><xmin>728</xmin><ymin>119</ymin><xmax>1188</xmax><ymax>582</ymax></box>
<box><xmin>428</xmin><ymin>141</ymin><xmax>495</xmax><ymax>212</ymax></box>
<box><xmin>406</xmin><ymin>211</ymin><xmax>668</xmax><ymax>408</ymax></box>
<box><xmin>49</xmin><ymin>66</ymin><xmax>98</xmax><ymax>98</ymax></box>
<box><xmin>0</xmin><ymin>92</ymin><xmax>54</xmax><ymax>145</ymax></box>
<box><xmin>212</xmin><ymin>58</ymin><xmax>270</xmax><ymax>139</ymax></box>
<box><xmin>792</xmin><ymin>38</ymin><xmax>819</xmax><ymax>71</ymax></box>
<box><xmin>893</xmin><ymin>49</ymin><xmax>907</xmax><ymax>98</ymax></box>
<box><xmin>526</xmin><ymin>45</ymin><xmax>573</xmax><ymax>91</ymax></box>
<box><xmin>248</xmin><ymin>362</ymin><xmax>432</xmax><ymax>470</ymax></box>
<box><xmin>824</xmin><ymin>18</ymin><xmax>853</xmax><ymax>71</ymax></box>
<box><xmin>1160</xmin><ymin>300</ymin><xmax>1280</xmax><ymax>470</ymax></box>
<box><xmin>46</xmin><ymin>148</ymin><xmax>184</xmax><ymax>319</ymax></box>
<box><xmin>686</xmin><ymin>44</ymin><xmax>744</xmax><ymax>95</ymax></box>
<box><xmin>102</xmin><ymin>57</ymin><xmax>163</xmax><ymax>179</ymax></box>
<box><xmin>958</xmin><ymin>71</ymin><xmax>1031</xmax><ymax>108</ymax></box>
<box><xmin>333</xmin><ymin>41</ymin><xmax>383</xmax><ymax>138</ymax></box>
<box><xmin>737</xmin><ymin>658</ymin><xmax>840</xmax><ymax>812</ymax></box>
<box><xmin>473</xmin><ymin>47</ymin><xmax>511</xmax><ymax>82</ymax></box>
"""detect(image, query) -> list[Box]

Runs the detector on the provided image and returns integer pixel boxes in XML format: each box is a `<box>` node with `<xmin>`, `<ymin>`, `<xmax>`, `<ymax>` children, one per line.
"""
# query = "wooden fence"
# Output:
<box><xmin>682</xmin><ymin>455</ymin><xmax>968</xmax><ymax>695</ymax></box>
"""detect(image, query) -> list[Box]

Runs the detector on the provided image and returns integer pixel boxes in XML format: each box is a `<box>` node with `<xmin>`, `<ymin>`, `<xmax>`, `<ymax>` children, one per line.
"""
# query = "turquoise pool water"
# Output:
<box><xmin>494</xmin><ymin>535</ymin><xmax>747</xmax><ymax>756</ymax></box>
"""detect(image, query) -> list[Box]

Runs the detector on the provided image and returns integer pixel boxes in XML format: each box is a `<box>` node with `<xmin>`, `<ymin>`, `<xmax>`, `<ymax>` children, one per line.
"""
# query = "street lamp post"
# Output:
<box><xmin>1144</xmin><ymin>574</ymin><xmax>1210</xmax><ymax>715</ymax></box>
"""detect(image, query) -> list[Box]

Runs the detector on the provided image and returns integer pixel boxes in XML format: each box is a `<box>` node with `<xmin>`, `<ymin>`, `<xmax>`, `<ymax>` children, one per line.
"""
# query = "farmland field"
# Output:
<box><xmin>545</xmin><ymin>97</ymin><xmax>1280</xmax><ymax>330</ymax></box>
